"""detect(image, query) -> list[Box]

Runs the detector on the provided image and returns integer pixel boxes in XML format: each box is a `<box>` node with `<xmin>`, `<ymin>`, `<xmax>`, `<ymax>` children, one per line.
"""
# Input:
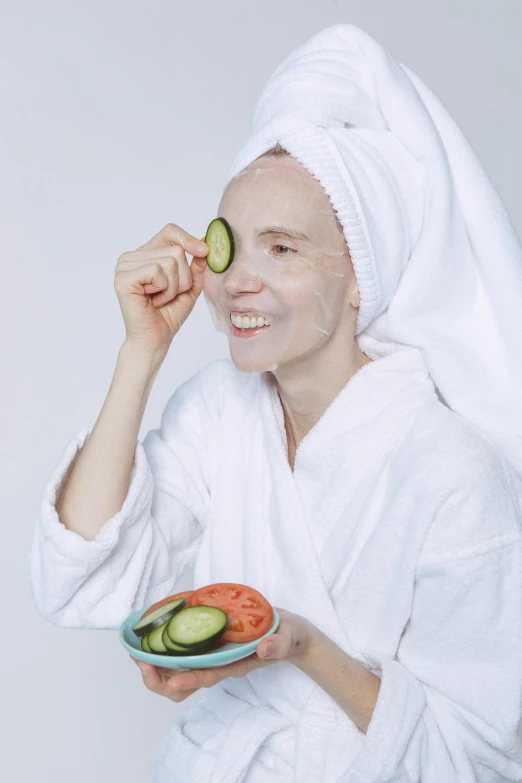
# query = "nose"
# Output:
<box><xmin>222</xmin><ymin>255</ymin><xmax>263</xmax><ymax>295</ymax></box>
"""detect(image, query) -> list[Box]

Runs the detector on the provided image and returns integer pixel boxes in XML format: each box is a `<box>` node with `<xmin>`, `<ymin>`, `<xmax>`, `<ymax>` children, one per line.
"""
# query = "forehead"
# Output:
<box><xmin>220</xmin><ymin>156</ymin><xmax>344</xmax><ymax>240</ymax></box>
<box><xmin>223</xmin><ymin>158</ymin><xmax>340</xmax><ymax>233</ymax></box>
<box><xmin>222</xmin><ymin>156</ymin><xmax>326</xmax><ymax>203</ymax></box>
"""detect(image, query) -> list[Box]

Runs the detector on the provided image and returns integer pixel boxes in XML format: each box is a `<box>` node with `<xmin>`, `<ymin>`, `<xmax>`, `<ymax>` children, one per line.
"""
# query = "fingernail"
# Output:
<box><xmin>262</xmin><ymin>642</ymin><xmax>274</xmax><ymax>657</ymax></box>
<box><xmin>138</xmin><ymin>663</ymin><xmax>148</xmax><ymax>675</ymax></box>
<box><xmin>197</xmin><ymin>242</ymin><xmax>207</xmax><ymax>252</ymax></box>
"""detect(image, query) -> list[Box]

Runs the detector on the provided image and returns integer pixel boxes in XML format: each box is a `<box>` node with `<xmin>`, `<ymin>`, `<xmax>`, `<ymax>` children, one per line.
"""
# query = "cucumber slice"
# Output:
<box><xmin>162</xmin><ymin>625</ymin><xmax>190</xmax><ymax>653</ymax></box>
<box><xmin>132</xmin><ymin>598</ymin><xmax>187</xmax><ymax>637</ymax></box>
<box><xmin>205</xmin><ymin>218</ymin><xmax>235</xmax><ymax>273</ymax></box>
<box><xmin>161</xmin><ymin>625</ymin><xmax>216</xmax><ymax>655</ymax></box>
<box><xmin>147</xmin><ymin>620</ymin><xmax>170</xmax><ymax>654</ymax></box>
<box><xmin>141</xmin><ymin>634</ymin><xmax>152</xmax><ymax>653</ymax></box>
<box><xmin>165</xmin><ymin>605</ymin><xmax>228</xmax><ymax>649</ymax></box>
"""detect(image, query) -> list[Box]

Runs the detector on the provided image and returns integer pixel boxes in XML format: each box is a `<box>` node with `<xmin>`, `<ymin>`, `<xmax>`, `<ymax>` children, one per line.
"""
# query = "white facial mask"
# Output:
<box><xmin>203</xmin><ymin>163</ymin><xmax>354</xmax><ymax>373</ymax></box>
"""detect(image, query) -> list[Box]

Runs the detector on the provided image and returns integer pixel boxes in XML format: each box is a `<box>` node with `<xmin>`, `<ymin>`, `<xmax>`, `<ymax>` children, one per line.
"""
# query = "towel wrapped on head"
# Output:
<box><xmin>224</xmin><ymin>23</ymin><xmax>522</xmax><ymax>489</ymax></box>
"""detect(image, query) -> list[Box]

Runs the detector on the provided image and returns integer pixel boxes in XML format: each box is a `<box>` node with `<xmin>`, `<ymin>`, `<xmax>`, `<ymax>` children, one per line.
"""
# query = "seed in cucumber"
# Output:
<box><xmin>205</xmin><ymin>218</ymin><xmax>235</xmax><ymax>273</ymax></box>
<box><xmin>165</xmin><ymin>605</ymin><xmax>228</xmax><ymax>649</ymax></box>
<box><xmin>132</xmin><ymin>598</ymin><xmax>187</xmax><ymax>637</ymax></box>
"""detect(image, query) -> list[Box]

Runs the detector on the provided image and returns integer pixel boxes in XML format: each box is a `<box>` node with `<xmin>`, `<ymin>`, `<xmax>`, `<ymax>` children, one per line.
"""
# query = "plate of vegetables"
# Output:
<box><xmin>119</xmin><ymin>582</ymin><xmax>279</xmax><ymax>670</ymax></box>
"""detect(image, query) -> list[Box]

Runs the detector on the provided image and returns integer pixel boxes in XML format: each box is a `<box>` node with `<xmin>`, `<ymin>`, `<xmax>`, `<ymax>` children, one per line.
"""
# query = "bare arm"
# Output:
<box><xmin>56</xmin><ymin>341</ymin><xmax>167</xmax><ymax>541</ymax></box>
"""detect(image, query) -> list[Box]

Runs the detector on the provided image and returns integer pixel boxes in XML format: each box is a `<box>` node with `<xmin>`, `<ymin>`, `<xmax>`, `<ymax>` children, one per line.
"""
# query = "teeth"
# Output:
<box><xmin>230</xmin><ymin>313</ymin><xmax>271</xmax><ymax>330</ymax></box>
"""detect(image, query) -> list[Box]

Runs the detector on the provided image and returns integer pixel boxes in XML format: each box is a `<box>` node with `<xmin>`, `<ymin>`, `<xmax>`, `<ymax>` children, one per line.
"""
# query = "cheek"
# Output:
<box><xmin>276</xmin><ymin>272</ymin><xmax>326</xmax><ymax>309</ymax></box>
<box><xmin>203</xmin><ymin>268</ymin><xmax>220</xmax><ymax>301</ymax></box>
<box><xmin>286</xmin><ymin>274</ymin><xmax>345</xmax><ymax>326</ymax></box>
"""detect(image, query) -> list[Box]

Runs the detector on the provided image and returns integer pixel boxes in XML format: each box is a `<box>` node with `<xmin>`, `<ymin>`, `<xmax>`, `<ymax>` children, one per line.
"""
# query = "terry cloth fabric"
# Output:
<box><xmin>223</xmin><ymin>23</ymin><xmax>522</xmax><ymax>490</ymax></box>
<box><xmin>29</xmin><ymin>353</ymin><xmax>522</xmax><ymax>781</ymax></box>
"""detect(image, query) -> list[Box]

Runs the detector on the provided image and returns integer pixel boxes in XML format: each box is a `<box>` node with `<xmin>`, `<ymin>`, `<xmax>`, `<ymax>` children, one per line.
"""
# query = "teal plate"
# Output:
<box><xmin>119</xmin><ymin>607</ymin><xmax>280</xmax><ymax>670</ymax></box>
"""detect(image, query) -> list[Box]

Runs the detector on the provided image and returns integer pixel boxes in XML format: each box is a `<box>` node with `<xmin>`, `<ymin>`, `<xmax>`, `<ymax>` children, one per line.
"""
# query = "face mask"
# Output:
<box><xmin>203</xmin><ymin>161</ymin><xmax>357</xmax><ymax>374</ymax></box>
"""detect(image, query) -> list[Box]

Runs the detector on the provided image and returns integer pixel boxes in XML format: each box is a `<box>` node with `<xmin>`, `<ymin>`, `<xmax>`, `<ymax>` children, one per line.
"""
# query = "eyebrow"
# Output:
<box><xmin>221</xmin><ymin>220</ymin><xmax>312</xmax><ymax>251</ymax></box>
<box><xmin>255</xmin><ymin>226</ymin><xmax>311</xmax><ymax>243</ymax></box>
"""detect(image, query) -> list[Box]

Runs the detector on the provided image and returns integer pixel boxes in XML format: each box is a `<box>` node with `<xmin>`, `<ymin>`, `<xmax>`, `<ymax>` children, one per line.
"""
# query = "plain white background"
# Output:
<box><xmin>1</xmin><ymin>0</ymin><xmax>521</xmax><ymax>780</ymax></box>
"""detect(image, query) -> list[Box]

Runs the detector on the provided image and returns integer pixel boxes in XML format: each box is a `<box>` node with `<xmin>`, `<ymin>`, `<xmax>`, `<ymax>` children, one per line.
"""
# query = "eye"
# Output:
<box><xmin>272</xmin><ymin>244</ymin><xmax>296</xmax><ymax>256</ymax></box>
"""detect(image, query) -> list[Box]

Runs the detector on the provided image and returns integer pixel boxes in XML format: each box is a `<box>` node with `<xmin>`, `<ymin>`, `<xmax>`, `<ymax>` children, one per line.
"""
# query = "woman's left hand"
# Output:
<box><xmin>130</xmin><ymin>607</ymin><xmax>315</xmax><ymax>699</ymax></box>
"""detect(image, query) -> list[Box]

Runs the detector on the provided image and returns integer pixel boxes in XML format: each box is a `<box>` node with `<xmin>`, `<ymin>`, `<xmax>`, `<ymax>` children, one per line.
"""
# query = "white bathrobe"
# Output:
<box><xmin>29</xmin><ymin>346</ymin><xmax>522</xmax><ymax>782</ymax></box>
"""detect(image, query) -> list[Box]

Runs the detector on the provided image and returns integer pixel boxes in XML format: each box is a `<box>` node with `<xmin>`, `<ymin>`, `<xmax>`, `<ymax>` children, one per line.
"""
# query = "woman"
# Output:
<box><xmin>30</xmin><ymin>24</ymin><xmax>522</xmax><ymax>782</ymax></box>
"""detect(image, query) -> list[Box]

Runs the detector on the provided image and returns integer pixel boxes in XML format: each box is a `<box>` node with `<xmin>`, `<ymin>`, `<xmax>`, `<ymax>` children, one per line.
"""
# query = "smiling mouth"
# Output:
<box><xmin>229</xmin><ymin>313</ymin><xmax>272</xmax><ymax>330</ymax></box>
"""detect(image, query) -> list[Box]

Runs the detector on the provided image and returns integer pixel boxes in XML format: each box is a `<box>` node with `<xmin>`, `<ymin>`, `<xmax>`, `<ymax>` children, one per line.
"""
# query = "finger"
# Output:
<box><xmin>165</xmin><ymin>670</ymin><xmax>214</xmax><ymax>690</ymax></box>
<box><xmin>117</xmin><ymin>248</ymin><xmax>193</xmax><ymax>302</ymax></box>
<box><xmin>148</xmin><ymin>257</ymin><xmax>179</xmax><ymax>308</ymax></box>
<box><xmin>129</xmin><ymin>657</ymin><xmax>198</xmax><ymax>699</ymax></box>
<box><xmin>187</xmin><ymin>255</ymin><xmax>207</xmax><ymax>300</ymax></box>
<box><xmin>137</xmin><ymin>662</ymin><xmax>164</xmax><ymax>692</ymax></box>
<box><xmin>151</xmin><ymin>254</ymin><xmax>205</xmax><ymax>310</ymax></box>
<box><xmin>195</xmin><ymin>235</ymin><xmax>209</xmax><ymax>257</ymax></box>
<box><xmin>198</xmin><ymin>235</ymin><xmax>209</xmax><ymax>256</ymax></box>
<box><xmin>168</xmin><ymin>654</ymin><xmax>264</xmax><ymax>691</ymax></box>
<box><xmin>117</xmin><ymin>244</ymin><xmax>188</xmax><ymax>267</ymax></box>
<box><xmin>115</xmin><ymin>261</ymin><xmax>170</xmax><ymax>299</ymax></box>
<box><xmin>256</xmin><ymin>635</ymin><xmax>279</xmax><ymax>659</ymax></box>
<box><xmin>136</xmin><ymin>223</ymin><xmax>208</xmax><ymax>256</ymax></box>
<box><xmin>164</xmin><ymin>683</ymin><xmax>201</xmax><ymax>701</ymax></box>
<box><xmin>170</xmin><ymin>252</ymin><xmax>194</xmax><ymax>298</ymax></box>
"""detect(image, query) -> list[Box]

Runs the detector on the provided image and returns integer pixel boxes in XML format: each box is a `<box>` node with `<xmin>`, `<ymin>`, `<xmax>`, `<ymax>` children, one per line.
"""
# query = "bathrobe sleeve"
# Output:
<box><xmin>29</xmin><ymin>361</ymin><xmax>225</xmax><ymax>630</ymax></box>
<box><xmin>345</xmin><ymin>456</ymin><xmax>522</xmax><ymax>783</ymax></box>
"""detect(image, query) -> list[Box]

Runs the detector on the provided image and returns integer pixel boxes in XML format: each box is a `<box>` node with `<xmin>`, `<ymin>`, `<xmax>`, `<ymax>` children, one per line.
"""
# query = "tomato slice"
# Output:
<box><xmin>188</xmin><ymin>583</ymin><xmax>274</xmax><ymax>643</ymax></box>
<box><xmin>140</xmin><ymin>590</ymin><xmax>195</xmax><ymax>619</ymax></box>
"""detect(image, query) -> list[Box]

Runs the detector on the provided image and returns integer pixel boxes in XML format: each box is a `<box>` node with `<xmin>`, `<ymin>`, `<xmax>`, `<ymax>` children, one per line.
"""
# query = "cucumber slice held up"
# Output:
<box><xmin>205</xmin><ymin>217</ymin><xmax>235</xmax><ymax>273</ymax></box>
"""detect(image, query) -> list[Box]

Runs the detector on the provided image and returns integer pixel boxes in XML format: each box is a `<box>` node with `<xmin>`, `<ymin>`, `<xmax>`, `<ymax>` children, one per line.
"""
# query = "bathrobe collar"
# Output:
<box><xmin>261</xmin><ymin>344</ymin><xmax>436</xmax><ymax>475</ymax></box>
<box><xmin>257</xmin><ymin>344</ymin><xmax>438</xmax><ymax>654</ymax></box>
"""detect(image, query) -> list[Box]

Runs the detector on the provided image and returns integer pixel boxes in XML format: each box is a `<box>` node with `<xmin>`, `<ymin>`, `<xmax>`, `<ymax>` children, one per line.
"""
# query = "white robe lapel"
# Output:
<box><xmin>259</xmin><ymin>348</ymin><xmax>437</xmax><ymax>653</ymax></box>
<box><xmin>260</xmin><ymin>376</ymin><xmax>356</xmax><ymax>652</ymax></box>
<box><xmin>258</xmin><ymin>351</ymin><xmax>441</xmax><ymax>782</ymax></box>
<box><xmin>188</xmin><ymin>348</ymin><xmax>439</xmax><ymax>783</ymax></box>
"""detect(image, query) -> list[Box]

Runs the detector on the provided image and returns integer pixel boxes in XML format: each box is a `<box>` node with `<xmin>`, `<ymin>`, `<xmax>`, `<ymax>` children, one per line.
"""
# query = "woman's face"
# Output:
<box><xmin>203</xmin><ymin>154</ymin><xmax>358</xmax><ymax>374</ymax></box>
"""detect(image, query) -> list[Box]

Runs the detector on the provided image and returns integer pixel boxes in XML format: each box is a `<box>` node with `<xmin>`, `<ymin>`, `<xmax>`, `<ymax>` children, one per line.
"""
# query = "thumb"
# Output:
<box><xmin>257</xmin><ymin>636</ymin><xmax>281</xmax><ymax>659</ymax></box>
<box><xmin>189</xmin><ymin>255</ymin><xmax>207</xmax><ymax>299</ymax></box>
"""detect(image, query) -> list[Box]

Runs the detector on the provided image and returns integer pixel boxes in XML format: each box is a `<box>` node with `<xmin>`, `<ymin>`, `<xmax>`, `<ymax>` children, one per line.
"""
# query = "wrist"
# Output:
<box><xmin>115</xmin><ymin>341</ymin><xmax>168</xmax><ymax>403</ymax></box>
<box><xmin>120</xmin><ymin>339</ymin><xmax>170</xmax><ymax>369</ymax></box>
<box><xmin>291</xmin><ymin>621</ymin><xmax>322</xmax><ymax>671</ymax></box>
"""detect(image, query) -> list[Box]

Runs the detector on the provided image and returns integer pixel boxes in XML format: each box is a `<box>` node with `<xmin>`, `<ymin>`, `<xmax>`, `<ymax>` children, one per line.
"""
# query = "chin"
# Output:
<box><xmin>228</xmin><ymin>351</ymin><xmax>277</xmax><ymax>375</ymax></box>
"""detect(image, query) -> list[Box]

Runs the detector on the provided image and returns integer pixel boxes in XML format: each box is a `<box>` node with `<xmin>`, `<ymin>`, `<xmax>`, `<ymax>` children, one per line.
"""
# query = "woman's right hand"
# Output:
<box><xmin>114</xmin><ymin>223</ymin><xmax>209</xmax><ymax>354</ymax></box>
<box><xmin>130</xmin><ymin>658</ymin><xmax>201</xmax><ymax>703</ymax></box>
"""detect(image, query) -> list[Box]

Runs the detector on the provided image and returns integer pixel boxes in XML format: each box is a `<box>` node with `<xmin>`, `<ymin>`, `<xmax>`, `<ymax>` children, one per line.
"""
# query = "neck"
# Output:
<box><xmin>271</xmin><ymin>337</ymin><xmax>373</xmax><ymax>450</ymax></box>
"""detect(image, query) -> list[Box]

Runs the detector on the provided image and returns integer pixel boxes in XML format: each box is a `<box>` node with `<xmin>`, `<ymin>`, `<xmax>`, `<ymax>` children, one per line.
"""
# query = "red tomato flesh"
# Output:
<box><xmin>188</xmin><ymin>583</ymin><xmax>274</xmax><ymax>643</ymax></box>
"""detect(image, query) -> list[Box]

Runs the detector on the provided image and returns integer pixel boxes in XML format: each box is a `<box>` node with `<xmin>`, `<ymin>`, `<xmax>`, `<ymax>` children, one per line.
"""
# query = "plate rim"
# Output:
<box><xmin>119</xmin><ymin>606</ymin><xmax>280</xmax><ymax>669</ymax></box>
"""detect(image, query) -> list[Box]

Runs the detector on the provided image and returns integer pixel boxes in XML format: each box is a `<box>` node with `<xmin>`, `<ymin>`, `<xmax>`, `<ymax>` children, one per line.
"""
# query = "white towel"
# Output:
<box><xmin>224</xmin><ymin>23</ymin><xmax>522</xmax><ymax>488</ymax></box>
